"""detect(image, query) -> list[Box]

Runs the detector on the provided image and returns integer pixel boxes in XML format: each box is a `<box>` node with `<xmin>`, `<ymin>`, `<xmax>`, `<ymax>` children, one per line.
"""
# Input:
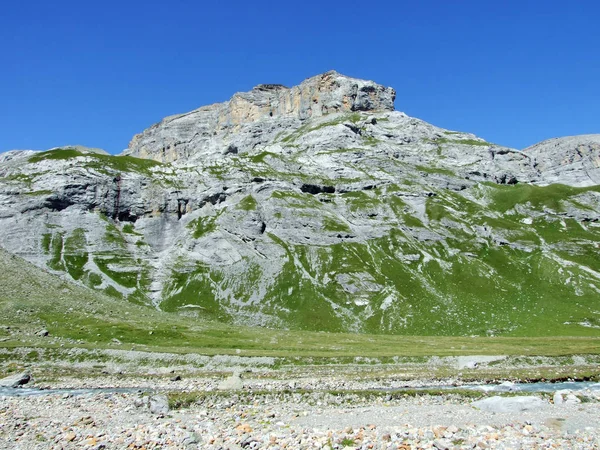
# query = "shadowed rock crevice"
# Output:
<box><xmin>43</xmin><ymin>196</ymin><xmax>75</xmax><ymax>212</ymax></box>
<box><xmin>300</xmin><ymin>184</ymin><xmax>336</xmax><ymax>195</ymax></box>
<box><xmin>199</xmin><ymin>192</ymin><xmax>227</xmax><ymax>208</ymax></box>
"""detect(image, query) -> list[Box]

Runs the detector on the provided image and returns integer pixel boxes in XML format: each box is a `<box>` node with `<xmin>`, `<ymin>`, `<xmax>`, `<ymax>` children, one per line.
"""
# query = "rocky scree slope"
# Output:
<box><xmin>1</xmin><ymin>71</ymin><xmax>599</xmax><ymax>336</ymax></box>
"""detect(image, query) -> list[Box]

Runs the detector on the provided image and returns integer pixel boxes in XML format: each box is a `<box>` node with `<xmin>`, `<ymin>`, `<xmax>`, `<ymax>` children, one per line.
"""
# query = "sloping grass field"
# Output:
<box><xmin>1</xmin><ymin>248</ymin><xmax>599</xmax><ymax>359</ymax></box>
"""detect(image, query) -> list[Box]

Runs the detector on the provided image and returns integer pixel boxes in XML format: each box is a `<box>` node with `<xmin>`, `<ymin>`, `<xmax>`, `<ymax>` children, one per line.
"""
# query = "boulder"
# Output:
<box><xmin>0</xmin><ymin>371</ymin><xmax>31</xmax><ymax>388</ymax></box>
<box><xmin>218</xmin><ymin>373</ymin><xmax>244</xmax><ymax>390</ymax></box>
<box><xmin>472</xmin><ymin>396</ymin><xmax>548</xmax><ymax>413</ymax></box>
<box><xmin>148</xmin><ymin>395</ymin><xmax>170</xmax><ymax>415</ymax></box>
<box><xmin>553</xmin><ymin>391</ymin><xmax>564</xmax><ymax>405</ymax></box>
<box><xmin>565</xmin><ymin>393</ymin><xmax>581</xmax><ymax>404</ymax></box>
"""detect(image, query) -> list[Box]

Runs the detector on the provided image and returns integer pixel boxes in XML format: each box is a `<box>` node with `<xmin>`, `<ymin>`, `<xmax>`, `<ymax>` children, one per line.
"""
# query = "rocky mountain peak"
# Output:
<box><xmin>239</xmin><ymin>70</ymin><xmax>396</xmax><ymax>118</ymax></box>
<box><xmin>124</xmin><ymin>71</ymin><xmax>395</xmax><ymax>163</ymax></box>
<box><xmin>228</xmin><ymin>70</ymin><xmax>395</xmax><ymax>122</ymax></box>
<box><xmin>1</xmin><ymin>71</ymin><xmax>598</xmax><ymax>336</ymax></box>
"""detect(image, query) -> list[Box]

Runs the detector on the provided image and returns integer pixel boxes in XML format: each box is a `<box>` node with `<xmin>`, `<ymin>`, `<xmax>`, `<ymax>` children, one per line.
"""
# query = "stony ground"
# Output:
<box><xmin>1</xmin><ymin>373</ymin><xmax>600</xmax><ymax>449</ymax></box>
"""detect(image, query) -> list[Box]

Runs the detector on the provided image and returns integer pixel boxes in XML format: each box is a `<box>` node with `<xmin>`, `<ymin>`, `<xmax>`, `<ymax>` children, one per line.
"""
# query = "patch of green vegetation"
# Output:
<box><xmin>432</xmin><ymin>138</ymin><xmax>492</xmax><ymax>146</ymax></box>
<box><xmin>47</xmin><ymin>232</ymin><xmax>65</xmax><ymax>271</ymax></box>
<box><xmin>363</xmin><ymin>135</ymin><xmax>380</xmax><ymax>146</ymax></box>
<box><xmin>63</xmin><ymin>228</ymin><xmax>88</xmax><ymax>280</ymax></box>
<box><xmin>28</xmin><ymin>148</ymin><xmax>84</xmax><ymax>162</ymax></box>
<box><xmin>281</xmin><ymin>113</ymin><xmax>364</xmax><ymax>143</ymax></box>
<box><xmin>0</xmin><ymin>172</ymin><xmax>35</xmax><ymax>185</ymax></box>
<box><xmin>92</xmin><ymin>154</ymin><xmax>164</xmax><ymax>175</ymax></box>
<box><xmin>322</xmin><ymin>216</ymin><xmax>351</xmax><ymax>233</ymax></box>
<box><xmin>309</xmin><ymin>113</ymin><xmax>362</xmax><ymax>132</ymax></box>
<box><xmin>416</xmin><ymin>165</ymin><xmax>455</xmax><ymax>176</ymax></box>
<box><xmin>104</xmin><ymin>222</ymin><xmax>126</xmax><ymax>248</ymax></box>
<box><xmin>88</xmin><ymin>272</ymin><xmax>103</xmax><ymax>288</ymax></box>
<box><xmin>402</xmin><ymin>213</ymin><xmax>424</xmax><ymax>228</ymax></box>
<box><xmin>103</xmin><ymin>284</ymin><xmax>124</xmax><ymax>299</ymax></box>
<box><xmin>160</xmin><ymin>262</ymin><xmax>230</xmax><ymax>321</ymax></box>
<box><xmin>425</xmin><ymin>198</ymin><xmax>448</xmax><ymax>221</ymax></box>
<box><xmin>122</xmin><ymin>223</ymin><xmax>135</xmax><ymax>234</ymax></box>
<box><xmin>346</xmin><ymin>113</ymin><xmax>362</xmax><ymax>123</ymax></box>
<box><xmin>94</xmin><ymin>256</ymin><xmax>139</xmax><ymax>289</ymax></box>
<box><xmin>188</xmin><ymin>215</ymin><xmax>219</xmax><ymax>239</ymax></box>
<box><xmin>270</xmin><ymin>190</ymin><xmax>324</xmax><ymax>209</ymax></box>
<box><xmin>342</xmin><ymin>191</ymin><xmax>379</xmax><ymax>213</ymax></box>
<box><xmin>249</xmin><ymin>151</ymin><xmax>276</xmax><ymax>163</ymax></box>
<box><xmin>41</xmin><ymin>233</ymin><xmax>52</xmax><ymax>253</ymax></box>
<box><xmin>556</xmin><ymin>244</ymin><xmax>600</xmax><ymax>269</ymax></box>
<box><xmin>204</xmin><ymin>163</ymin><xmax>229</xmax><ymax>179</ymax></box>
<box><xmin>23</xmin><ymin>189</ymin><xmax>52</xmax><ymax>196</ymax></box>
<box><xmin>28</xmin><ymin>148</ymin><xmax>165</xmax><ymax>176</ymax></box>
<box><xmin>386</xmin><ymin>195</ymin><xmax>407</xmax><ymax>217</ymax></box>
<box><xmin>237</xmin><ymin>195</ymin><xmax>258</xmax><ymax>211</ymax></box>
<box><xmin>167</xmin><ymin>391</ymin><xmax>203</xmax><ymax>409</ymax></box>
<box><xmin>489</xmin><ymin>183</ymin><xmax>600</xmax><ymax>213</ymax></box>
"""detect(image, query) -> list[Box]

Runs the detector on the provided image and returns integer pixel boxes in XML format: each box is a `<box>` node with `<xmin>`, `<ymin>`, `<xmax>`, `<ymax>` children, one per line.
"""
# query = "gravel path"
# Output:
<box><xmin>1</xmin><ymin>387</ymin><xmax>599</xmax><ymax>449</ymax></box>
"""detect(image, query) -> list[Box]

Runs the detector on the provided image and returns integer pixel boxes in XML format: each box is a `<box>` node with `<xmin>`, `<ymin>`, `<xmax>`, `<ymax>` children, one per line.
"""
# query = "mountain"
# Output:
<box><xmin>0</xmin><ymin>71</ymin><xmax>599</xmax><ymax>336</ymax></box>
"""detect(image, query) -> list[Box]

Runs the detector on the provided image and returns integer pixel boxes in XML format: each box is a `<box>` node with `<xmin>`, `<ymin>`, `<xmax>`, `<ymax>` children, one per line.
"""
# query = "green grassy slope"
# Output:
<box><xmin>2</xmin><ymin>248</ymin><xmax>600</xmax><ymax>357</ymax></box>
<box><xmin>160</xmin><ymin>180</ymin><xmax>600</xmax><ymax>336</ymax></box>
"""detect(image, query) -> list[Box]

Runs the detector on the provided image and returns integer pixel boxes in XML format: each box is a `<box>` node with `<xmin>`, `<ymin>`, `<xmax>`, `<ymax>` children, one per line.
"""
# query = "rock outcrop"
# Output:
<box><xmin>0</xmin><ymin>71</ymin><xmax>599</xmax><ymax>335</ymax></box>
<box><xmin>0</xmin><ymin>371</ymin><xmax>31</xmax><ymax>388</ymax></box>
<box><xmin>125</xmin><ymin>71</ymin><xmax>395</xmax><ymax>163</ymax></box>
<box><xmin>524</xmin><ymin>134</ymin><xmax>600</xmax><ymax>187</ymax></box>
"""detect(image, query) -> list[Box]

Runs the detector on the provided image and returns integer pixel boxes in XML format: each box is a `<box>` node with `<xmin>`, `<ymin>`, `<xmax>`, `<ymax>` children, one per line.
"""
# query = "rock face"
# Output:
<box><xmin>125</xmin><ymin>71</ymin><xmax>396</xmax><ymax>163</ymax></box>
<box><xmin>0</xmin><ymin>71</ymin><xmax>599</xmax><ymax>335</ymax></box>
<box><xmin>523</xmin><ymin>134</ymin><xmax>600</xmax><ymax>187</ymax></box>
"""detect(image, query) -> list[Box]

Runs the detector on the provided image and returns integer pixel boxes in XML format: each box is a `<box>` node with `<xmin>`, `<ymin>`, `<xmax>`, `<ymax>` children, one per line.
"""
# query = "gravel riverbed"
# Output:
<box><xmin>1</xmin><ymin>376</ymin><xmax>599</xmax><ymax>449</ymax></box>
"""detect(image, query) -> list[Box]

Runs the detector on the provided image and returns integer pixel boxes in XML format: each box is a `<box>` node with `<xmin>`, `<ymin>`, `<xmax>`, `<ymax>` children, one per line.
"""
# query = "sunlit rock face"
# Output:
<box><xmin>125</xmin><ymin>71</ymin><xmax>396</xmax><ymax>163</ymax></box>
<box><xmin>523</xmin><ymin>134</ymin><xmax>600</xmax><ymax>187</ymax></box>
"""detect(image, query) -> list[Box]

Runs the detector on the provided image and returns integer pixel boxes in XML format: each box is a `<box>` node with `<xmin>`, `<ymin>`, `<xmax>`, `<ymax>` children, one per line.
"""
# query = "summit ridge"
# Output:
<box><xmin>124</xmin><ymin>71</ymin><xmax>395</xmax><ymax>163</ymax></box>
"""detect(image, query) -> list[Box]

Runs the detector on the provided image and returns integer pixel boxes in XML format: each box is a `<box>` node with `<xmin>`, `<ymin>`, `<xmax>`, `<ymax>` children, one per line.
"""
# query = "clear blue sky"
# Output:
<box><xmin>1</xmin><ymin>0</ymin><xmax>598</xmax><ymax>154</ymax></box>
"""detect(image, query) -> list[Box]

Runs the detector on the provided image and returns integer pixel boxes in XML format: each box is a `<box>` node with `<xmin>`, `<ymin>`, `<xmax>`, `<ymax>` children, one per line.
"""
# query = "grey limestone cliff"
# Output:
<box><xmin>124</xmin><ymin>71</ymin><xmax>395</xmax><ymax>163</ymax></box>
<box><xmin>523</xmin><ymin>134</ymin><xmax>600</xmax><ymax>187</ymax></box>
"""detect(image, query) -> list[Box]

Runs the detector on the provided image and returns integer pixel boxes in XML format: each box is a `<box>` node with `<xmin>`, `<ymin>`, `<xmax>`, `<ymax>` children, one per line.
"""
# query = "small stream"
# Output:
<box><xmin>414</xmin><ymin>381</ymin><xmax>600</xmax><ymax>393</ymax></box>
<box><xmin>0</xmin><ymin>387</ymin><xmax>147</xmax><ymax>397</ymax></box>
